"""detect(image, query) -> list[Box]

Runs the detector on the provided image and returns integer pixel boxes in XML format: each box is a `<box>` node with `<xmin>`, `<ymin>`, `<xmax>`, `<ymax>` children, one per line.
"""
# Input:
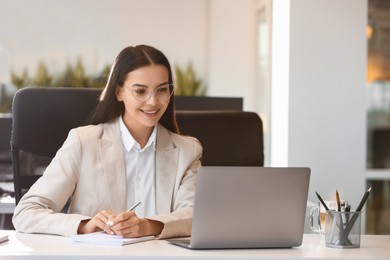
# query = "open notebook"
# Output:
<box><xmin>71</xmin><ymin>231</ymin><xmax>154</xmax><ymax>246</ymax></box>
<box><xmin>168</xmin><ymin>166</ymin><xmax>311</xmax><ymax>249</ymax></box>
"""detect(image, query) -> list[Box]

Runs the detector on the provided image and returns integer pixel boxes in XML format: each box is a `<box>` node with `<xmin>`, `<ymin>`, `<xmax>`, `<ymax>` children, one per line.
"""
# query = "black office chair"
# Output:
<box><xmin>0</xmin><ymin>115</ymin><xmax>13</xmax><ymax>183</ymax></box>
<box><xmin>176</xmin><ymin>111</ymin><xmax>263</xmax><ymax>166</ymax></box>
<box><xmin>11</xmin><ymin>87</ymin><xmax>102</xmax><ymax>204</ymax></box>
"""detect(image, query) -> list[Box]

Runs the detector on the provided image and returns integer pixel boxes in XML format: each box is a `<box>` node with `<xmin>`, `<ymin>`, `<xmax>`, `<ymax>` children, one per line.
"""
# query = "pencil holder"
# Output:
<box><xmin>324</xmin><ymin>210</ymin><xmax>361</xmax><ymax>249</ymax></box>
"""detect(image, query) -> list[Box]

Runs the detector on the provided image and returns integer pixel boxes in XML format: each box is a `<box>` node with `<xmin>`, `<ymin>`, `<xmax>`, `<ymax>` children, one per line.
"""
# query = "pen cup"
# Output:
<box><xmin>324</xmin><ymin>210</ymin><xmax>361</xmax><ymax>249</ymax></box>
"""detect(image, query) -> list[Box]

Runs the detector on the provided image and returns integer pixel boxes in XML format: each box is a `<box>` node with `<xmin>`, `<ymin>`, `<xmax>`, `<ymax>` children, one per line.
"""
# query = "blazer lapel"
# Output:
<box><xmin>155</xmin><ymin>124</ymin><xmax>179</xmax><ymax>214</ymax></box>
<box><xmin>99</xmin><ymin>120</ymin><xmax>127</xmax><ymax>212</ymax></box>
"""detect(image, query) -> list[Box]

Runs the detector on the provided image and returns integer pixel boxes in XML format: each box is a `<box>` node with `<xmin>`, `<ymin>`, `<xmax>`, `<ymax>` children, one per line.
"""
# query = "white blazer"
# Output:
<box><xmin>12</xmin><ymin>119</ymin><xmax>202</xmax><ymax>239</ymax></box>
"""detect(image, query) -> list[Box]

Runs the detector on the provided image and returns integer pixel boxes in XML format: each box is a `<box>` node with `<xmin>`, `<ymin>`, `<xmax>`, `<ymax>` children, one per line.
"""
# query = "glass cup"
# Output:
<box><xmin>324</xmin><ymin>210</ymin><xmax>361</xmax><ymax>248</ymax></box>
<box><xmin>309</xmin><ymin>200</ymin><xmax>348</xmax><ymax>237</ymax></box>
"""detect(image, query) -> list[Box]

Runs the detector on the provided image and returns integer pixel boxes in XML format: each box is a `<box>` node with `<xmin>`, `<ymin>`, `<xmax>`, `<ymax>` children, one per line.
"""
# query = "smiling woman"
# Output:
<box><xmin>12</xmin><ymin>45</ymin><xmax>203</xmax><ymax>240</ymax></box>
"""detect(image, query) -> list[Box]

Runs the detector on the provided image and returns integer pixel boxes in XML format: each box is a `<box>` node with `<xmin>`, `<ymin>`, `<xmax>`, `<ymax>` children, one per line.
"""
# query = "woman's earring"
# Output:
<box><xmin>116</xmin><ymin>88</ymin><xmax>123</xmax><ymax>102</ymax></box>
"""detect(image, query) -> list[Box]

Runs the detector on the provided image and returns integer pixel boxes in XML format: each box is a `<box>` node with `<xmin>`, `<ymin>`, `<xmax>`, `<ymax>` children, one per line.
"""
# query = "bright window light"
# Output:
<box><xmin>270</xmin><ymin>0</ymin><xmax>290</xmax><ymax>166</ymax></box>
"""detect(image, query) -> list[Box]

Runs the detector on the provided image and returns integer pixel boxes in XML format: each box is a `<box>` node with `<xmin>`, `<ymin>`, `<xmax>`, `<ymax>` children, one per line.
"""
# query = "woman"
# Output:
<box><xmin>12</xmin><ymin>45</ymin><xmax>202</xmax><ymax>239</ymax></box>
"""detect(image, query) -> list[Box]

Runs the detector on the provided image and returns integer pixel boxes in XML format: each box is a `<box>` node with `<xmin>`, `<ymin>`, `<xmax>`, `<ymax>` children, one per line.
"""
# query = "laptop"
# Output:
<box><xmin>168</xmin><ymin>166</ymin><xmax>310</xmax><ymax>249</ymax></box>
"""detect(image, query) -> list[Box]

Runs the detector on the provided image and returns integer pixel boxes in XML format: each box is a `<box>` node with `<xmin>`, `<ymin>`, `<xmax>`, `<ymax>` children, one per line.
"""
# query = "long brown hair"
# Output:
<box><xmin>88</xmin><ymin>45</ymin><xmax>179</xmax><ymax>133</ymax></box>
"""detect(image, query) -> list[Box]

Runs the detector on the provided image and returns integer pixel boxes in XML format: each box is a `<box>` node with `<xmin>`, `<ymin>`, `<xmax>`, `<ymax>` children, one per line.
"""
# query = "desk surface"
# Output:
<box><xmin>0</xmin><ymin>196</ymin><xmax>15</xmax><ymax>214</ymax></box>
<box><xmin>0</xmin><ymin>231</ymin><xmax>389</xmax><ymax>260</ymax></box>
<box><xmin>0</xmin><ymin>182</ymin><xmax>15</xmax><ymax>215</ymax></box>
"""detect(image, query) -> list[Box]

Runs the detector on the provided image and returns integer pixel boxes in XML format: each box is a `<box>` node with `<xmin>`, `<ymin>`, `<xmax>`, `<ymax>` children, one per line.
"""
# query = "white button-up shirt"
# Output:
<box><xmin>119</xmin><ymin>117</ymin><xmax>157</xmax><ymax>218</ymax></box>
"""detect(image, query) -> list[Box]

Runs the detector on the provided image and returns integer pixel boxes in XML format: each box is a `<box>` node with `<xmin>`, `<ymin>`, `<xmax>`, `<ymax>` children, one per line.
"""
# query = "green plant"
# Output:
<box><xmin>10</xmin><ymin>58</ymin><xmax>109</xmax><ymax>89</ymax></box>
<box><xmin>33</xmin><ymin>61</ymin><xmax>53</xmax><ymax>87</ymax></box>
<box><xmin>174</xmin><ymin>63</ymin><xmax>206</xmax><ymax>96</ymax></box>
<box><xmin>2</xmin><ymin>59</ymin><xmax>110</xmax><ymax>113</ymax></box>
<box><xmin>11</xmin><ymin>68</ymin><xmax>30</xmax><ymax>89</ymax></box>
<box><xmin>58</xmin><ymin>59</ymin><xmax>89</xmax><ymax>88</ymax></box>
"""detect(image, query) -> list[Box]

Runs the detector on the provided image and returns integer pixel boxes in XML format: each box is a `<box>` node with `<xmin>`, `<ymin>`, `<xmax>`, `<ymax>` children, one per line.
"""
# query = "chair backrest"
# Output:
<box><xmin>11</xmin><ymin>87</ymin><xmax>101</xmax><ymax>204</ymax></box>
<box><xmin>11</xmin><ymin>87</ymin><xmax>263</xmax><ymax>204</ymax></box>
<box><xmin>176</xmin><ymin>111</ymin><xmax>263</xmax><ymax>166</ymax></box>
<box><xmin>175</xmin><ymin>96</ymin><xmax>243</xmax><ymax>111</ymax></box>
<box><xmin>0</xmin><ymin>114</ymin><xmax>13</xmax><ymax>182</ymax></box>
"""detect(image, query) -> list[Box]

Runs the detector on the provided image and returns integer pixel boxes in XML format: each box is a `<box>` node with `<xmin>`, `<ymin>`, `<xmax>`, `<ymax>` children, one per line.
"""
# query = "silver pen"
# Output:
<box><xmin>127</xmin><ymin>201</ymin><xmax>141</xmax><ymax>212</ymax></box>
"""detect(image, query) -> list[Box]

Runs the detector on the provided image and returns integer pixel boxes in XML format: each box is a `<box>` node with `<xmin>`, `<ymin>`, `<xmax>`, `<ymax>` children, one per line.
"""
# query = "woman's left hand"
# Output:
<box><xmin>108</xmin><ymin>211</ymin><xmax>164</xmax><ymax>238</ymax></box>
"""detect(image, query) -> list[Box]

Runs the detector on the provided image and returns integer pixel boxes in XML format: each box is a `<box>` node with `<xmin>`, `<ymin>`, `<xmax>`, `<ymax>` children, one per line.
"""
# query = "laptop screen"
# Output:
<box><xmin>184</xmin><ymin>166</ymin><xmax>310</xmax><ymax>249</ymax></box>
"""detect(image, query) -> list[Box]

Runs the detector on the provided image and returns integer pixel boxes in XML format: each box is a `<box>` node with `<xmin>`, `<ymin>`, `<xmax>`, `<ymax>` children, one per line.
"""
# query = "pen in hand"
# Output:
<box><xmin>106</xmin><ymin>201</ymin><xmax>141</xmax><ymax>227</ymax></box>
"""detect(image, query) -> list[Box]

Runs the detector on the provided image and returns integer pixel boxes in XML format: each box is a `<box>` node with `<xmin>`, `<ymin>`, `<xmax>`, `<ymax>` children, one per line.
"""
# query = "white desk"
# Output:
<box><xmin>0</xmin><ymin>195</ymin><xmax>15</xmax><ymax>229</ymax></box>
<box><xmin>0</xmin><ymin>231</ymin><xmax>389</xmax><ymax>260</ymax></box>
<box><xmin>0</xmin><ymin>182</ymin><xmax>15</xmax><ymax>215</ymax></box>
<box><xmin>0</xmin><ymin>196</ymin><xmax>15</xmax><ymax>214</ymax></box>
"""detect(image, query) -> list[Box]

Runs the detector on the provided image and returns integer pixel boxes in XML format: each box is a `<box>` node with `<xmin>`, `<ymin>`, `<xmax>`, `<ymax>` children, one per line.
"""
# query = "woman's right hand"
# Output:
<box><xmin>77</xmin><ymin>210</ymin><xmax>117</xmax><ymax>235</ymax></box>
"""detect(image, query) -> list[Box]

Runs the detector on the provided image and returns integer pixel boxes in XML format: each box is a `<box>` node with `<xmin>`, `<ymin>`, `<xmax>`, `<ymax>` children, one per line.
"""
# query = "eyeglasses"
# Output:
<box><xmin>127</xmin><ymin>83</ymin><xmax>174</xmax><ymax>102</ymax></box>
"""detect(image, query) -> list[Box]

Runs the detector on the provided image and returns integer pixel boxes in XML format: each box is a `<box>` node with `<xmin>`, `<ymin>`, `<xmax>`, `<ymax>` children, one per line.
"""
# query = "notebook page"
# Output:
<box><xmin>71</xmin><ymin>231</ymin><xmax>154</xmax><ymax>246</ymax></box>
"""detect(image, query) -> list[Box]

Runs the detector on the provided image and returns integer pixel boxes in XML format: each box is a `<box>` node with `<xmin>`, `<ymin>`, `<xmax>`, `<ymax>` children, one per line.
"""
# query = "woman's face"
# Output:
<box><xmin>116</xmin><ymin>64</ymin><xmax>171</xmax><ymax>133</ymax></box>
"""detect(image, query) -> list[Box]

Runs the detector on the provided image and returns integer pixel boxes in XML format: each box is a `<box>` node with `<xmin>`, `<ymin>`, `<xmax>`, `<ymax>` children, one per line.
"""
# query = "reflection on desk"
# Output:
<box><xmin>0</xmin><ymin>231</ymin><xmax>389</xmax><ymax>260</ymax></box>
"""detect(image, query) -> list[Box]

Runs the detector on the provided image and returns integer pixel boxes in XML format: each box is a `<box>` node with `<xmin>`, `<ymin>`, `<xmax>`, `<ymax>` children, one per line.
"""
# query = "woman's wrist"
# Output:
<box><xmin>77</xmin><ymin>219</ymin><xmax>98</xmax><ymax>234</ymax></box>
<box><xmin>143</xmin><ymin>219</ymin><xmax>164</xmax><ymax>236</ymax></box>
<box><xmin>77</xmin><ymin>219</ymin><xmax>88</xmax><ymax>234</ymax></box>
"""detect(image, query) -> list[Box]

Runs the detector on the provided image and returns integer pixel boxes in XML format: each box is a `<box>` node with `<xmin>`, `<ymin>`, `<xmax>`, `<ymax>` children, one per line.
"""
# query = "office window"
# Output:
<box><xmin>366</xmin><ymin>0</ymin><xmax>390</xmax><ymax>235</ymax></box>
<box><xmin>256</xmin><ymin>0</ymin><xmax>272</xmax><ymax>167</ymax></box>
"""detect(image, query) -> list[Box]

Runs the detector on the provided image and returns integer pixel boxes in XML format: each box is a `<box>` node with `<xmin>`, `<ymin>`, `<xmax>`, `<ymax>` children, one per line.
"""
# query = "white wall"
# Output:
<box><xmin>208</xmin><ymin>0</ymin><xmax>258</xmax><ymax>111</ymax></box>
<box><xmin>287</xmin><ymin>0</ymin><xmax>367</xmax><ymax>207</ymax></box>
<box><xmin>0</xmin><ymin>0</ymin><xmax>209</xmax><ymax>82</ymax></box>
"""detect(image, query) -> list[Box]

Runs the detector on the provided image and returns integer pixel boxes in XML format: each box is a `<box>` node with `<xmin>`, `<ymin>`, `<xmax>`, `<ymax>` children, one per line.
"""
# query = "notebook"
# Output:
<box><xmin>168</xmin><ymin>166</ymin><xmax>310</xmax><ymax>249</ymax></box>
<box><xmin>71</xmin><ymin>231</ymin><xmax>154</xmax><ymax>246</ymax></box>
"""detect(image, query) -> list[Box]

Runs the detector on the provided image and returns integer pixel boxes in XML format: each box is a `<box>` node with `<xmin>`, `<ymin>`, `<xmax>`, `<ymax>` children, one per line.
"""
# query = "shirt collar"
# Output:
<box><xmin>119</xmin><ymin>116</ymin><xmax>157</xmax><ymax>152</ymax></box>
